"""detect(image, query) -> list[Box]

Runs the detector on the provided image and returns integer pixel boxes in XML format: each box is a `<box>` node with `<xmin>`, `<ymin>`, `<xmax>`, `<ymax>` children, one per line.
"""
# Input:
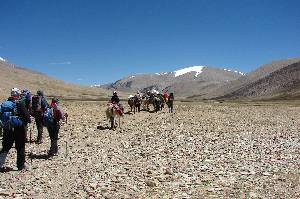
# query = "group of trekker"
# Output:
<box><xmin>0</xmin><ymin>88</ymin><xmax>65</xmax><ymax>172</ymax></box>
<box><xmin>0</xmin><ymin>89</ymin><xmax>172</xmax><ymax>171</ymax></box>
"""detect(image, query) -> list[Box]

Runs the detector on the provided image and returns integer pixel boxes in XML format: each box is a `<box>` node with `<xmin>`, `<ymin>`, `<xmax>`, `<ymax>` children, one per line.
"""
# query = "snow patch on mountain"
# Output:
<box><xmin>224</xmin><ymin>68</ymin><xmax>244</xmax><ymax>75</ymax></box>
<box><xmin>155</xmin><ymin>72</ymin><xmax>169</xmax><ymax>75</ymax></box>
<box><xmin>174</xmin><ymin>66</ymin><xmax>205</xmax><ymax>77</ymax></box>
<box><xmin>0</xmin><ymin>56</ymin><xmax>6</xmax><ymax>62</ymax></box>
<box><xmin>91</xmin><ymin>84</ymin><xmax>101</xmax><ymax>88</ymax></box>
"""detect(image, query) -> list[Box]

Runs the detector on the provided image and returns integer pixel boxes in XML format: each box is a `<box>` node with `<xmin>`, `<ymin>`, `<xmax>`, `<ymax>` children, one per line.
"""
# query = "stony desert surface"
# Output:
<box><xmin>0</xmin><ymin>101</ymin><xmax>299</xmax><ymax>198</ymax></box>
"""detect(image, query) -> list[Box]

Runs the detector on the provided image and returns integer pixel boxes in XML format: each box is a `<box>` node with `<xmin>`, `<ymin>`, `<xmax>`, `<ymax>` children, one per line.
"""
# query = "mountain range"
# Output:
<box><xmin>1</xmin><ymin>56</ymin><xmax>299</xmax><ymax>101</ymax></box>
<box><xmin>101</xmin><ymin>58</ymin><xmax>300</xmax><ymax>100</ymax></box>
<box><xmin>210</xmin><ymin>58</ymin><xmax>300</xmax><ymax>100</ymax></box>
<box><xmin>100</xmin><ymin>66</ymin><xmax>244</xmax><ymax>97</ymax></box>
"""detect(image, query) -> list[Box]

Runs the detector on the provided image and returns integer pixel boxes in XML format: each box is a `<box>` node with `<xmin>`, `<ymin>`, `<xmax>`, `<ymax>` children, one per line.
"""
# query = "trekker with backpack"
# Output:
<box><xmin>20</xmin><ymin>89</ymin><xmax>32</xmax><ymax>110</ymax></box>
<box><xmin>20</xmin><ymin>89</ymin><xmax>32</xmax><ymax>142</ymax></box>
<box><xmin>44</xmin><ymin>98</ymin><xmax>64</xmax><ymax>156</ymax></box>
<box><xmin>31</xmin><ymin>90</ymin><xmax>48</xmax><ymax>144</ymax></box>
<box><xmin>0</xmin><ymin>88</ymin><xmax>31</xmax><ymax>171</ymax></box>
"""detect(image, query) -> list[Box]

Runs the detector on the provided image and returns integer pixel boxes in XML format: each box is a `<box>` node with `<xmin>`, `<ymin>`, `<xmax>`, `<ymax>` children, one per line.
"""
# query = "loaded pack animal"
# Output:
<box><xmin>128</xmin><ymin>95</ymin><xmax>141</xmax><ymax>114</ymax></box>
<box><xmin>106</xmin><ymin>103</ymin><xmax>124</xmax><ymax>129</ymax></box>
<box><xmin>141</xmin><ymin>94</ymin><xmax>150</xmax><ymax>111</ymax></box>
<box><xmin>141</xmin><ymin>93</ymin><xmax>156</xmax><ymax>111</ymax></box>
<box><xmin>157</xmin><ymin>94</ymin><xmax>165</xmax><ymax>110</ymax></box>
<box><xmin>152</xmin><ymin>94</ymin><xmax>163</xmax><ymax>112</ymax></box>
<box><xmin>144</xmin><ymin>93</ymin><xmax>161</xmax><ymax>112</ymax></box>
<box><xmin>140</xmin><ymin>92</ymin><xmax>164</xmax><ymax>112</ymax></box>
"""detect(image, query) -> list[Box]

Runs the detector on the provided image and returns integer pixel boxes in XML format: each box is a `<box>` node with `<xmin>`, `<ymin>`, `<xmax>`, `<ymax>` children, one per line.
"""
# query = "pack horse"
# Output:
<box><xmin>106</xmin><ymin>103</ymin><xmax>123</xmax><ymax>129</ymax></box>
<box><xmin>128</xmin><ymin>95</ymin><xmax>141</xmax><ymax>114</ymax></box>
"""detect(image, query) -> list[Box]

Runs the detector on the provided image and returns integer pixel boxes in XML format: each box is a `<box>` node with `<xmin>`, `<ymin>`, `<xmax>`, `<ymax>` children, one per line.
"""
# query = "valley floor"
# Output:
<box><xmin>0</xmin><ymin>101</ymin><xmax>299</xmax><ymax>198</ymax></box>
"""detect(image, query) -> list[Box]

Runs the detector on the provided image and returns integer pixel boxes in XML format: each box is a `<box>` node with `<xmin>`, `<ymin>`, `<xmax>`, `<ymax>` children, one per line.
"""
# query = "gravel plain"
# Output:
<box><xmin>0</xmin><ymin>101</ymin><xmax>299</xmax><ymax>198</ymax></box>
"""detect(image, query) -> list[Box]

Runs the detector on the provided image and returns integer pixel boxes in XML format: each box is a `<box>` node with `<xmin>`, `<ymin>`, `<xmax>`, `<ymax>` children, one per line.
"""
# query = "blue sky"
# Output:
<box><xmin>0</xmin><ymin>0</ymin><xmax>300</xmax><ymax>85</ymax></box>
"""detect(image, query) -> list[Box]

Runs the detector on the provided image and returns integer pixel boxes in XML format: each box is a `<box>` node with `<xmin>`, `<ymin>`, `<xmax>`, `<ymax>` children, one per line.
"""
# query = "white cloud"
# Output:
<box><xmin>49</xmin><ymin>61</ymin><xmax>71</xmax><ymax>65</ymax></box>
<box><xmin>76</xmin><ymin>78</ymin><xmax>83</xmax><ymax>81</ymax></box>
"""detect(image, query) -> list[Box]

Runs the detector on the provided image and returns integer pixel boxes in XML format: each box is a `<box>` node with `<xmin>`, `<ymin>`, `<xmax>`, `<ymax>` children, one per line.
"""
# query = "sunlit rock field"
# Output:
<box><xmin>1</xmin><ymin>101</ymin><xmax>299</xmax><ymax>198</ymax></box>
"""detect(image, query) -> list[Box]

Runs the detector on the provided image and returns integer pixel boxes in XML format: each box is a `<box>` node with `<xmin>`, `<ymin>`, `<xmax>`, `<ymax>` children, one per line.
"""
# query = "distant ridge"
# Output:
<box><xmin>101</xmin><ymin>57</ymin><xmax>300</xmax><ymax>100</ymax></box>
<box><xmin>216</xmin><ymin>59</ymin><xmax>300</xmax><ymax>100</ymax></box>
<box><xmin>100</xmin><ymin>65</ymin><xmax>243</xmax><ymax>97</ymax></box>
<box><xmin>0</xmin><ymin>58</ymin><xmax>110</xmax><ymax>100</ymax></box>
<box><xmin>3</xmin><ymin>56</ymin><xmax>298</xmax><ymax>101</ymax></box>
<box><xmin>189</xmin><ymin>57</ymin><xmax>300</xmax><ymax>100</ymax></box>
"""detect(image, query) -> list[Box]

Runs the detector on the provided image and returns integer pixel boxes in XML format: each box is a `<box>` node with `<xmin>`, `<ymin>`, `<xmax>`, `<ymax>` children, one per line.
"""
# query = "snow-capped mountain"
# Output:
<box><xmin>0</xmin><ymin>56</ymin><xmax>7</xmax><ymax>62</ymax></box>
<box><xmin>174</xmin><ymin>66</ymin><xmax>205</xmax><ymax>77</ymax></box>
<box><xmin>101</xmin><ymin>65</ymin><xmax>244</xmax><ymax>97</ymax></box>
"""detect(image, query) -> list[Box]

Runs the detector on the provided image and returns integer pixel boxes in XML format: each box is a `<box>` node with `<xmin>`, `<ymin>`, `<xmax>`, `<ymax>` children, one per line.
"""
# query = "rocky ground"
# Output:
<box><xmin>0</xmin><ymin>101</ymin><xmax>299</xmax><ymax>198</ymax></box>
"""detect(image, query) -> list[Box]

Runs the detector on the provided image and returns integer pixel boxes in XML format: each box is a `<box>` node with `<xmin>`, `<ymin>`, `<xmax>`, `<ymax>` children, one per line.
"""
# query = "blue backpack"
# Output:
<box><xmin>0</xmin><ymin>100</ymin><xmax>23</xmax><ymax>130</ymax></box>
<box><xmin>43</xmin><ymin>107</ymin><xmax>54</xmax><ymax>127</ymax></box>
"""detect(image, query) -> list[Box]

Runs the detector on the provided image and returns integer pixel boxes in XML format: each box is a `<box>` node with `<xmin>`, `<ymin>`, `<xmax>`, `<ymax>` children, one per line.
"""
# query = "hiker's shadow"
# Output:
<box><xmin>96</xmin><ymin>125</ymin><xmax>110</xmax><ymax>130</ymax></box>
<box><xmin>0</xmin><ymin>166</ymin><xmax>14</xmax><ymax>173</ymax></box>
<box><xmin>29</xmin><ymin>153</ymin><xmax>51</xmax><ymax>160</ymax></box>
<box><xmin>124</xmin><ymin>111</ymin><xmax>133</xmax><ymax>115</ymax></box>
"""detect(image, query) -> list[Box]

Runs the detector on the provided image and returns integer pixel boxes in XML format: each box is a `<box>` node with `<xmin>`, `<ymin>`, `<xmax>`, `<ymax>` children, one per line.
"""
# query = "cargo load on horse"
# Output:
<box><xmin>106</xmin><ymin>91</ymin><xmax>124</xmax><ymax>129</ymax></box>
<box><xmin>128</xmin><ymin>93</ymin><xmax>141</xmax><ymax>114</ymax></box>
<box><xmin>106</xmin><ymin>103</ymin><xmax>124</xmax><ymax>129</ymax></box>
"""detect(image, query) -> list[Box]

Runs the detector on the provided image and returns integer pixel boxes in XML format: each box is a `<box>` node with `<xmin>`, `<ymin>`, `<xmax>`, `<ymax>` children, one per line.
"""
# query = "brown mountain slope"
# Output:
<box><xmin>0</xmin><ymin>60</ymin><xmax>109</xmax><ymax>101</ymax></box>
<box><xmin>101</xmin><ymin>66</ymin><xmax>243</xmax><ymax>97</ymax></box>
<box><xmin>190</xmin><ymin>57</ymin><xmax>300</xmax><ymax>99</ymax></box>
<box><xmin>217</xmin><ymin>61</ymin><xmax>300</xmax><ymax>100</ymax></box>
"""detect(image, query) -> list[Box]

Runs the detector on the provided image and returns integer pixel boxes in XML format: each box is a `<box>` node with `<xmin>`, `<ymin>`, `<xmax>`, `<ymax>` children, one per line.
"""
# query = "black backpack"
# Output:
<box><xmin>31</xmin><ymin>95</ymin><xmax>42</xmax><ymax>114</ymax></box>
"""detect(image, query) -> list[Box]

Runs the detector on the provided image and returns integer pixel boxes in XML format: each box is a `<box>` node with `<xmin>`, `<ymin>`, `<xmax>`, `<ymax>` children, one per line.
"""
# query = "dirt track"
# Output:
<box><xmin>0</xmin><ymin>101</ymin><xmax>299</xmax><ymax>198</ymax></box>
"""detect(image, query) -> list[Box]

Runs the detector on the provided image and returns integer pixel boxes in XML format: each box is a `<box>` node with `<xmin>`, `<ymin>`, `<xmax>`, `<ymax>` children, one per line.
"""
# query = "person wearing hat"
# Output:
<box><xmin>109</xmin><ymin>90</ymin><xmax>124</xmax><ymax>116</ymax></box>
<box><xmin>110</xmin><ymin>91</ymin><xmax>120</xmax><ymax>104</ymax></box>
<box><xmin>46</xmin><ymin>98</ymin><xmax>64</xmax><ymax>156</ymax></box>
<box><xmin>0</xmin><ymin>88</ymin><xmax>31</xmax><ymax>171</ymax></box>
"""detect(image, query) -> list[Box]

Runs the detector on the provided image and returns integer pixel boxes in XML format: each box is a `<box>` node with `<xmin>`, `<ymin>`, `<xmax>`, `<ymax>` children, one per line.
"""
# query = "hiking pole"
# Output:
<box><xmin>65</xmin><ymin>112</ymin><xmax>68</xmax><ymax>125</ymax></box>
<box><xmin>65</xmin><ymin>122</ymin><xmax>68</xmax><ymax>158</ymax></box>
<box><xmin>64</xmin><ymin>113</ymin><xmax>69</xmax><ymax>158</ymax></box>
<box><xmin>65</xmin><ymin>140</ymin><xmax>68</xmax><ymax>158</ymax></box>
<box><xmin>29</xmin><ymin>123</ymin><xmax>33</xmax><ymax>165</ymax></box>
<box><xmin>29</xmin><ymin>120</ymin><xmax>33</xmax><ymax>143</ymax></box>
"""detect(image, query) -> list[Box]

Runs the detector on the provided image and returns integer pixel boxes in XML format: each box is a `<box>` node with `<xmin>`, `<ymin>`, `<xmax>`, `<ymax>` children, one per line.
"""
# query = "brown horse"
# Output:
<box><xmin>141</xmin><ymin>95</ymin><xmax>151</xmax><ymax>111</ymax></box>
<box><xmin>128</xmin><ymin>96</ymin><xmax>141</xmax><ymax>114</ymax></box>
<box><xmin>128</xmin><ymin>97</ymin><xmax>136</xmax><ymax>113</ymax></box>
<box><xmin>157</xmin><ymin>94</ymin><xmax>165</xmax><ymax>110</ymax></box>
<box><xmin>141</xmin><ymin>94</ymin><xmax>162</xmax><ymax>112</ymax></box>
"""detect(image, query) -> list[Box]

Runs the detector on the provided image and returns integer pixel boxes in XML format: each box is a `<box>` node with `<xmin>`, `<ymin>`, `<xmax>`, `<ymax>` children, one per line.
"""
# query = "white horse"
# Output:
<box><xmin>105</xmin><ymin>103</ymin><xmax>123</xmax><ymax>129</ymax></box>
